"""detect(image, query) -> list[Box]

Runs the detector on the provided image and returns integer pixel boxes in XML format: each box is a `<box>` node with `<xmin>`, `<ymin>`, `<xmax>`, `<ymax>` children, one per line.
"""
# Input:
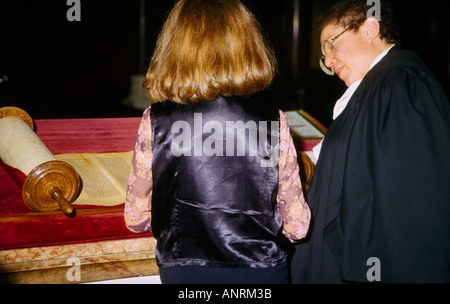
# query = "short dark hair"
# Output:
<box><xmin>318</xmin><ymin>0</ymin><xmax>399</xmax><ymax>44</ymax></box>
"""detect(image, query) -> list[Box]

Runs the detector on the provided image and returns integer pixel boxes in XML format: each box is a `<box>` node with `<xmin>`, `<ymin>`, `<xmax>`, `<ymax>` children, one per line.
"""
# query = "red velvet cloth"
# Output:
<box><xmin>0</xmin><ymin>117</ymin><xmax>152</xmax><ymax>250</ymax></box>
<box><xmin>34</xmin><ymin>117</ymin><xmax>141</xmax><ymax>154</ymax></box>
<box><xmin>298</xmin><ymin>138</ymin><xmax>323</xmax><ymax>152</ymax></box>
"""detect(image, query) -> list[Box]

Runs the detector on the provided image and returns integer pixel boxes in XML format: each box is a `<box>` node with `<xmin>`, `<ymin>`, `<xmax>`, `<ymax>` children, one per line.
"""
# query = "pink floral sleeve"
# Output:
<box><xmin>276</xmin><ymin>111</ymin><xmax>311</xmax><ymax>243</ymax></box>
<box><xmin>124</xmin><ymin>108</ymin><xmax>311</xmax><ymax>242</ymax></box>
<box><xmin>124</xmin><ymin>107</ymin><xmax>153</xmax><ymax>233</ymax></box>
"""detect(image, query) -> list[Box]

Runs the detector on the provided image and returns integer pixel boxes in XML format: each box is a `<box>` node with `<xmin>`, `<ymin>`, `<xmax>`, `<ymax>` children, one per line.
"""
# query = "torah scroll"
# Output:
<box><xmin>0</xmin><ymin>107</ymin><xmax>80</xmax><ymax>215</ymax></box>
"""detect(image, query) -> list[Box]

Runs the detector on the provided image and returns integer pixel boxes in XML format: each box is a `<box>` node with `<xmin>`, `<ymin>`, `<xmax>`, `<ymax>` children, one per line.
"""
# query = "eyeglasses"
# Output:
<box><xmin>319</xmin><ymin>28</ymin><xmax>349</xmax><ymax>76</ymax></box>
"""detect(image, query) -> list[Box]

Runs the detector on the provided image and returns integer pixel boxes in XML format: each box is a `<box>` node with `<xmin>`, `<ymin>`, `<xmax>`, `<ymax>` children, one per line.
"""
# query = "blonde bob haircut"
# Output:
<box><xmin>143</xmin><ymin>0</ymin><xmax>278</xmax><ymax>104</ymax></box>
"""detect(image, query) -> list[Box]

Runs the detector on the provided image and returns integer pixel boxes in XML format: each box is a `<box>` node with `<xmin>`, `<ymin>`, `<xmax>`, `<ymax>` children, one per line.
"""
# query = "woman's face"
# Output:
<box><xmin>320</xmin><ymin>23</ymin><xmax>375</xmax><ymax>87</ymax></box>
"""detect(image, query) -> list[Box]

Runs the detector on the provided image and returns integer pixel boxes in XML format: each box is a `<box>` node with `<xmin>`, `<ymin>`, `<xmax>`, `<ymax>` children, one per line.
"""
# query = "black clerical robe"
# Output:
<box><xmin>291</xmin><ymin>46</ymin><xmax>450</xmax><ymax>283</ymax></box>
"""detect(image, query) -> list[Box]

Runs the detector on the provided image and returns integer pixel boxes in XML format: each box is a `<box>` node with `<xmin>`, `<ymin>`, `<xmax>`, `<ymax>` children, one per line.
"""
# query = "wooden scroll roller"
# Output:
<box><xmin>0</xmin><ymin>107</ymin><xmax>80</xmax><ymax>216</ymax></box>
<box><xmin>300</xmin><ymin>152</ymin><xmax>315</xmax><ymax>191</ymax></box>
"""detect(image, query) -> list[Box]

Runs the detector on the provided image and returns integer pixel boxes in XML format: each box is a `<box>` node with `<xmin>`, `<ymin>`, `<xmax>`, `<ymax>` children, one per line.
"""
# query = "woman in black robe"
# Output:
<box><xmin>291</xmin><ymin>0</ymin><xmax>450</xmax><ymax>283</ymax></box>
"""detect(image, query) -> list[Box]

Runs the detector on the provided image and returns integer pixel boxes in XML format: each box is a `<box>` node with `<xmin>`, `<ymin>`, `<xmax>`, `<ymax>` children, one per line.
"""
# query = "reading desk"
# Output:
<box><xmin>0</xmin><ymin>108</ymin><xmax>323</xmax><ymax>283</ymax></box>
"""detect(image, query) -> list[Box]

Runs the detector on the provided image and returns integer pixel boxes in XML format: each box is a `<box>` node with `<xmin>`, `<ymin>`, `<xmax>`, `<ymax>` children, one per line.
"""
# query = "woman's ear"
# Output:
<box><xmin>361</xmin><ymin>17</ymin><xmax>381</xmax><ymax>42</ymax></box>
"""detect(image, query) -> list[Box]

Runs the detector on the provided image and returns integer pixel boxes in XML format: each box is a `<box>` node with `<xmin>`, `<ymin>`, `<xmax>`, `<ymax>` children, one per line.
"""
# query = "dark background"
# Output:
<box><xmin>1</xmin><ymin>0</ymin><xmax>449</xmax><ymax>127</ymax></box>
